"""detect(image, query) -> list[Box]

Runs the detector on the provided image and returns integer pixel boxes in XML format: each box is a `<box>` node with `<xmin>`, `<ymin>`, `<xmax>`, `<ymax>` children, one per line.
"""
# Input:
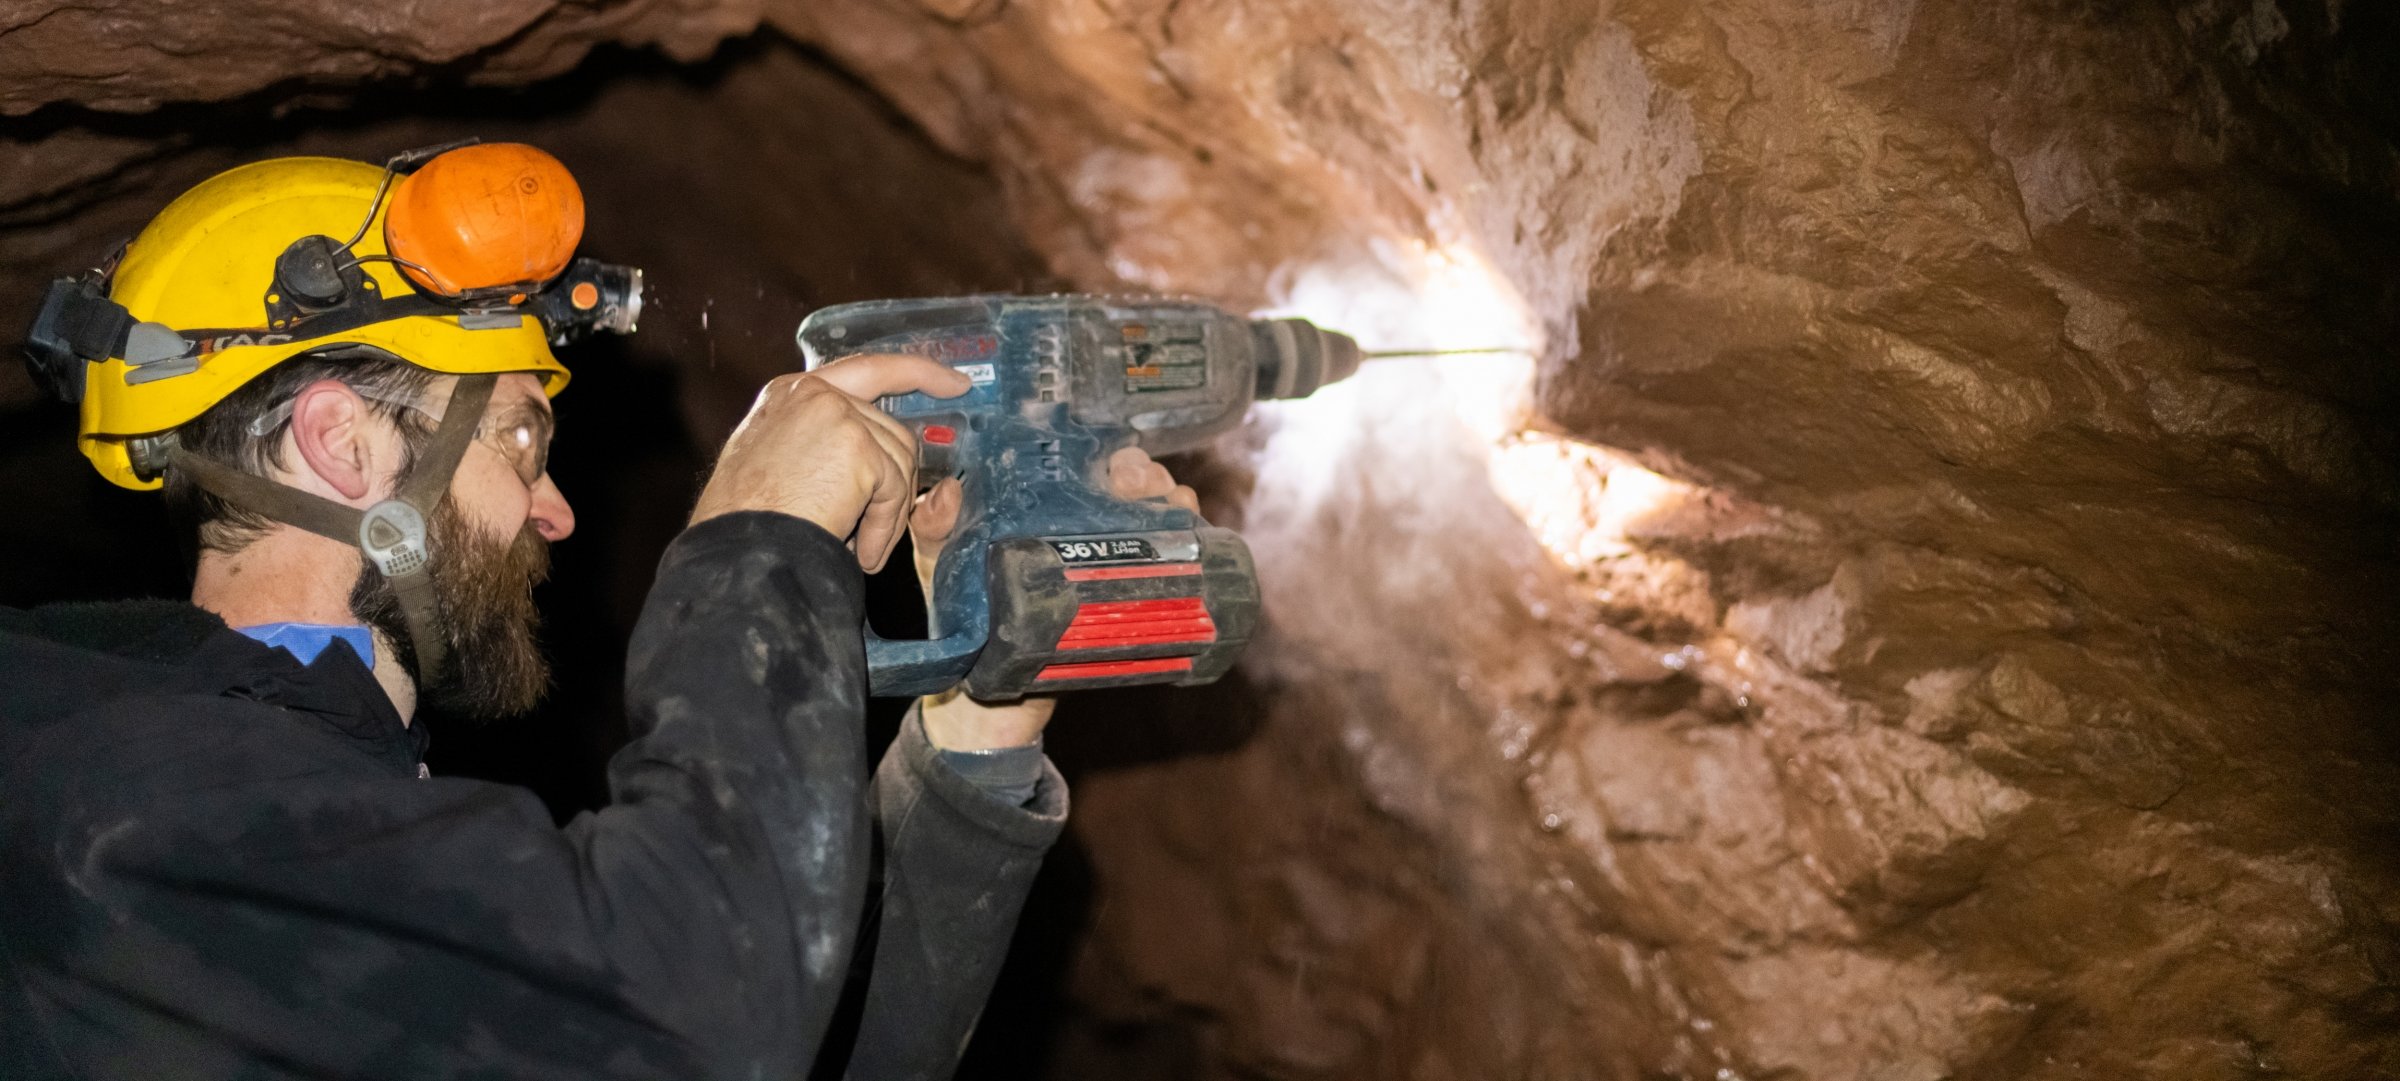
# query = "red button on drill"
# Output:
<box><xmin>922</xmin><ymin>424</ymin><xmax>957</xmax><ymax>445</ymax></box>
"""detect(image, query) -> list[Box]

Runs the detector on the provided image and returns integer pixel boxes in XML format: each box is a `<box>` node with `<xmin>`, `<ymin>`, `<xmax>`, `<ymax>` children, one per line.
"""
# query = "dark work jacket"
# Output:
<box><xmin>0</xmin><ymin>512</ymin><xmax>1066</xmax><ymax>1081</ymax></box>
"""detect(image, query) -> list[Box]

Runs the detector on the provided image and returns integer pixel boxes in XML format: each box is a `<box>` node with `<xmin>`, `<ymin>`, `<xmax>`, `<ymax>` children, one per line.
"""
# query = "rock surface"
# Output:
<box><xmin>4</xmin><ymin>1</ymin><xmax>2398</xmax><ymax>1077</ymax></box>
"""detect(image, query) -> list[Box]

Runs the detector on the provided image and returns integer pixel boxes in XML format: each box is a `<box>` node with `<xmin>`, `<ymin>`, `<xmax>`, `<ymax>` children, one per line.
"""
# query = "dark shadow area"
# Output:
<box><xmin>1049</xmin><ymin>674</ymin><xmax>1271</xmax><ymax>772</ymax></box>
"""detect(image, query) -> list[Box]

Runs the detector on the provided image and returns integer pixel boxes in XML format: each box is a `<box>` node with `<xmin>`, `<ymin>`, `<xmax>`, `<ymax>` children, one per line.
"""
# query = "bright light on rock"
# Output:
<box><xmin>1252</xmin><ymin>240</ymin><xmax>1688</xmax><ymax>577</ymax></box>
<box><xmin>1252</xmin><ymin>240</ymin><xmax>1530</xmax><ymax>453</ymax></box>
<box><xmin>1261</xmin><ymin>237</ymin><xmax>1543</xmax><ymax>360</ymax></box>
<box><xmin>1246</xmin><ymin>240</ymin><xmax>1545</xmax><ymax>520</ymax></box>
<box><xmin>1487</xmin><ymin>434</ymin><xmax>1689</xmax><ymax>570</ymax></box>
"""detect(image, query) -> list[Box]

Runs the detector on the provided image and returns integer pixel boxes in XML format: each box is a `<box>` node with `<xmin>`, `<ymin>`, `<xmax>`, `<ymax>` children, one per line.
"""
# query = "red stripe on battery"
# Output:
<box><xmin>1060</xmin><ymin>622</ymin><xmax>1219</xmax><ymax>649</ymax></box>
<box><xmin>1071</xmin><ymin>598</ymin><xmax>1210</xmax><ymax>619</ymax></box>
<box><xmin>1059</xmin><ymin>597</ymin><xmax>1216</xmax><ymax>650</ymax></box>
<box><xmin>1063</xmin><ymin>562</ymin><xmax>1203</xmax><ymax>582</ymax></box>
<box><xmin>1035</xmin><ymin>657</ymin><xmax>1196</xmax><ymax>682</ymax></box>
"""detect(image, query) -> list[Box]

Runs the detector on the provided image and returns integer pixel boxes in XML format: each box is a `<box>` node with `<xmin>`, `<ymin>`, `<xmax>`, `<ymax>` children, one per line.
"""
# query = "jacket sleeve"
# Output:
<box><xmin>18</xmin><ymin>512</ymin><xmax>879</xmax><ymax>1080</ymax></box>
<box><xmin>844</xmin><ymin>706</ymin><xmax>1068</xmax><ymax>1081</ymax></box>
<box><xmin>566</xmin><ymin>510</ymin><xmax>880</xmax><ymax>1069</ymax></box>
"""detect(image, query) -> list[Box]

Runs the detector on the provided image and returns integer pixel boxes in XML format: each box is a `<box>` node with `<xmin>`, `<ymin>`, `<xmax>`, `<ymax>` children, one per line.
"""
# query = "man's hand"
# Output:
<box><xmin>690</xmin><ymin>354</ymin><xmax>972</xmax><ymax>572</ymax></box>
<box><xmin>912</xmin><ymin>446</ymin><xmax>1199</xmax><ymax>751</ymax></box>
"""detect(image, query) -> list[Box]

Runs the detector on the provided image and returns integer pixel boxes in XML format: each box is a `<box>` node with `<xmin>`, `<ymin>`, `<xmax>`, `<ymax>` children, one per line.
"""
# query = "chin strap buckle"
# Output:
<box><xmin>359</xmin><ymin>500</ymin><xmax>431</xmax><ymax>577</ymax></box>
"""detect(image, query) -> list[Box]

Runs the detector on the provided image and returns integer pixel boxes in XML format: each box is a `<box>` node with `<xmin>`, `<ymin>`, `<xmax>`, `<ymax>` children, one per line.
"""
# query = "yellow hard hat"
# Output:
<box><xmin>75</xmin><ymin>154</ymin><xmax>575</xmax><ymax>489</ymax></box>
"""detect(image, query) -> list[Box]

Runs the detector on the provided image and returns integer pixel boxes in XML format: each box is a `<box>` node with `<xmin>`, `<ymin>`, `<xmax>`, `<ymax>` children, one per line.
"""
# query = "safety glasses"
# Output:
<box><xmin>248</xmin><ymin>380</ymin><xmax>554</xmax><ymax>487</ymax></box>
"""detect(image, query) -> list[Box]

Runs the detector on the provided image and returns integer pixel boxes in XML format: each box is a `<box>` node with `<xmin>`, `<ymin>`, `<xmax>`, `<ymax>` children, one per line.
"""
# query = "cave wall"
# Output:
<box><xmin>6</xmin><ymin>0</ymin><xmax>2399</xmax><ymax>1078</ymax></box>
<box><xmin>770</xmin><ymin>3</ymin><xmax>2400</xmax><ymax>1074</ymax></box>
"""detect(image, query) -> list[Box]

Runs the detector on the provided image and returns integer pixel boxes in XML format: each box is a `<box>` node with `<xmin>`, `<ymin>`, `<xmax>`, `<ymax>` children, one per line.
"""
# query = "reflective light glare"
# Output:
<box><xmin>1261</xmin><ymin>237</ymin><xmax>1543</xmax><ymax>358</ymax></box>
<box><xmin>1263</xmin><ymin>238</ymin><xmax>1543</xmax><ymax>443</ymax></box>
<box><xmin>1488</xmin><ymin>434</ymin><xmax>1687</xmax><ymax>570</ymax></box>
<box><xmin>1250</xmin><ymin>239</ymin><xmax>1536</xmax><ymax>505</ymax></box>
<box><xmin>1251</xmin><ymin>240</ymin><xmax>1687</xmax><ymax>572</ymax></box>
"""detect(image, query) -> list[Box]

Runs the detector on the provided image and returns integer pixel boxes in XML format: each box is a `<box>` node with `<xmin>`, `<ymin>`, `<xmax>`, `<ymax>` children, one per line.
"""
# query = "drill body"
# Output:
<box><xmin>797</xmin><ymin>295</ymin><xmax>1359</xmax><ymax>699</ymax></box>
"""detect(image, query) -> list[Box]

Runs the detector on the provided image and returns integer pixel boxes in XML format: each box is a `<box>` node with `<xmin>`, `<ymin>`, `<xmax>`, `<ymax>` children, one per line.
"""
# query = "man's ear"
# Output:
<box><xmin>285</xmin><ymin>380</ymin><xmax>380</xmax><ymax>503</ymax></box>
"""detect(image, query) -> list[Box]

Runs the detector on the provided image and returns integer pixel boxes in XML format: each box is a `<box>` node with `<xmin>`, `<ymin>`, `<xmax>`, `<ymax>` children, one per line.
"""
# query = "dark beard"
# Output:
<box><xmin>351</xmin><ymin>496</ymin><xmax>552</xmax><ymax>719</ymax></box>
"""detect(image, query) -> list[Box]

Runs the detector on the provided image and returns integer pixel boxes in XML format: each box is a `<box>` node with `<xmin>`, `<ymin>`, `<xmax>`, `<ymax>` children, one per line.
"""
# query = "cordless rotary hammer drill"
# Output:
<box><xmin>797</xmin><ymin>296</ymin><xmax>1362</xmax><ymax>699</ymax></box>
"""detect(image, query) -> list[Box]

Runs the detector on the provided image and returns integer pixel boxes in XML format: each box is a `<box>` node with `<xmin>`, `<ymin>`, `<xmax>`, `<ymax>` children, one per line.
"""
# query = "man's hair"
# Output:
<box><xmin>164</xmin><ymin>345</ymin><xmax>436</xmax><ymax>555</ymax></box>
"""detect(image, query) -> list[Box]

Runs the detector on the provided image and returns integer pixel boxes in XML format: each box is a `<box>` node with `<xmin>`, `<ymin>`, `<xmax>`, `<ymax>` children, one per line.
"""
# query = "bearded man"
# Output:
<box><xmin>0</xmin><ymin>144</ymin><xmax>1194</xmax><ymax>1080</ymax></box>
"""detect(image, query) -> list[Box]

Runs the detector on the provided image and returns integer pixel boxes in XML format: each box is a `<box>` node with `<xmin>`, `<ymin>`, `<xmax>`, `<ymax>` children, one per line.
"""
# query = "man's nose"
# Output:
<box><xmin>529</xmin><ymin>473</ymin><xmax>575</xmax><ymax>542</ymax></box>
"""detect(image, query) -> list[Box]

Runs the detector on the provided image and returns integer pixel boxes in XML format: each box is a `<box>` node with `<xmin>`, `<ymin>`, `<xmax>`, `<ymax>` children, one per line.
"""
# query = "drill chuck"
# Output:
<box><xmin>1251</xmin><ymin>318</ymin><xmax>1363</xmax><ymax>400</ymax></box>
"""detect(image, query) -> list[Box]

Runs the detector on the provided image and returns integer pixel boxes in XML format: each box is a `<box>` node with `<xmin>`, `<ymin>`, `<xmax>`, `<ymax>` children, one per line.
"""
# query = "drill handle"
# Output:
<box><xmin>863</xmin><ymin>528</ymin><xmax>993</xmax><ymax>698</ymax></box>
<box><xmin>863</xmin><ymin>626</ymin><xmax>985</xmax><ymax>698</ymax></box>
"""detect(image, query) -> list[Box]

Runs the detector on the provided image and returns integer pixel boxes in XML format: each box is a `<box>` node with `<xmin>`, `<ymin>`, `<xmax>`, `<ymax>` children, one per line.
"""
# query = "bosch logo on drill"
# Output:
<box><xmin>1051</xmin><ymin>538</ymin><xmax>1158</xmax><ymax>564</ymax></box>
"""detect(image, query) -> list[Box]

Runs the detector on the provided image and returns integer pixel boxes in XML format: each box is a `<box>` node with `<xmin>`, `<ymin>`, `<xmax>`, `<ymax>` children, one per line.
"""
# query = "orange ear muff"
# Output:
<box><xmin>383</xmin><ymin>143</ymin><xmax>585</xmax><ymax>297</ymax></box>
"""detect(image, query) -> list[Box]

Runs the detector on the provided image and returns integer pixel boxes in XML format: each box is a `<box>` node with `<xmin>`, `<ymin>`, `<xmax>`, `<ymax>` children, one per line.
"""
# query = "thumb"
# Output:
<box><xmin>911</xmin><ymin>476</ymin><xmax>964</xmax><ymax>548</ymax></box>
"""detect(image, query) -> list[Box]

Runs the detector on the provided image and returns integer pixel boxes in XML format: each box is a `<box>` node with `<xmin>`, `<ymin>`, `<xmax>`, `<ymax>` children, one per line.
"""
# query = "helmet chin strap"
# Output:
<box><xmin>170</xmin><ymin>373</ymin><xmax>497</xmax><ymax>686</ymax></box>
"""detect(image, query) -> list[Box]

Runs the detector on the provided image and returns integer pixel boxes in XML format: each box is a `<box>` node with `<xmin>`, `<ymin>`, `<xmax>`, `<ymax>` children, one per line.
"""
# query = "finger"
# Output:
<box><xmin>846</xmin><ymin>393</ymin><xmax>920</xmax><ymax>474</ymax></box>
<box><xmin>839</xmin><ymin>387</ymin><xmax>920</xmax><ymax>451</ymax></box>
<box><xmin>853</xmin><ymin>437</ymin><xmax>915</xmax><ymax>572</ymax></box>
<box><xmin>832</xmin><ymin>389</ymin><xmax>935</xmax><ymax>499</ymax></box>
<box><xmin>842</xmin><ymin>399</ymin><xmax>924</xmax><ymax>540</ymax></box>
<box><xmin>811</xmin><ymin>353</ymin><xmax>975</xmax><ymax>402</ymax></box>
<box><xmin>850</xmin><ymin>408</ymin><xmax>921</xmax><ymax>572</ymax></box>
<box><xmin>1144</xmin><ymin>460</ymin><xmax>1176</xmax><ymax>498</ymax></box>
<box><xmin>1108</xmin><ymin>446</ymin><xmax>1153</xmax><ymax>498</ymax></box>
<box><xmin>912</xmin><ymin>476</ymin><xmax>963</xmax><ymax>547</ymax></box>
<box><xmin>1167</xmin><ymin>485</ymin><xmax>1201</xmax><ymax>515</ymax></box>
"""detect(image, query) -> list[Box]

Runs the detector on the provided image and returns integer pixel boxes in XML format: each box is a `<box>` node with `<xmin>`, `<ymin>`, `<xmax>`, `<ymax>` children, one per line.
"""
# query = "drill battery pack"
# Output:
<box><xmin>963</xmin><ymin>527</ymin><xmax>1261</xmax><ymax>697</ymax></box>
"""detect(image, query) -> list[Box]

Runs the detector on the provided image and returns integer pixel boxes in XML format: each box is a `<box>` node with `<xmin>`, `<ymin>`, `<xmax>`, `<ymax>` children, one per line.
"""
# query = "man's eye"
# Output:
<box><xmin>521</xmin><ymin>426</ymin><xmax>554</xmax><ymax>481</ymax></box>
<box><xmin>483</xmin><ymin>420</ymin><xmax>550</xmax><ymax>483</ymax></box>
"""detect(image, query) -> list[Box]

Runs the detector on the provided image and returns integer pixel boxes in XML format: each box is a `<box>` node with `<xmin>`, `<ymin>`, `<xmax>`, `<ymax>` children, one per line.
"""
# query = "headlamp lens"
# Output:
<box><xmin>532</xmin><ymin>259</ymin><xmax>643</xmax><ymax>343</ymax></box>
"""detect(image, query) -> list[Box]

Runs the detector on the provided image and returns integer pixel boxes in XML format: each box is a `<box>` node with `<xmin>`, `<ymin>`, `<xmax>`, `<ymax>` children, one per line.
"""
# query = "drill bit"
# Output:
<box><xmin>1362</xmin><ymin>346</ymin><xmax>1531</xmax><ymax>358</ymax></box>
